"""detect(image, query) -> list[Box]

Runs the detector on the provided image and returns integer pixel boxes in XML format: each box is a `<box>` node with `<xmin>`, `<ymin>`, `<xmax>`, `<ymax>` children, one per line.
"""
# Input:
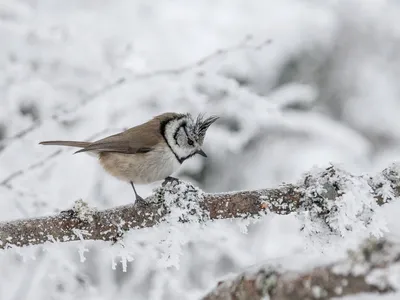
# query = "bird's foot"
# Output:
<box><xmin>135</xmin><ymin>194</ymin><xmax>148</xmax><ymax>207</ymax></box>
<box><xmin>162</xmin><ymin>176</ymin><xmax>180</xmax><ymax>187</ymax></box>
<box><xmin>60</xmin><ymin>209</ymin><xmax>76</xmax><ymax>217</ymax></box>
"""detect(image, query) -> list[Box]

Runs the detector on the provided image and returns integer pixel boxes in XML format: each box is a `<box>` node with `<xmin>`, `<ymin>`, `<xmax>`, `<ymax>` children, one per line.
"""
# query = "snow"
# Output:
<box><xmin>297</xmin><ymin>165</ymin><xmax>389</xmax><ymax>252</ymax></box>
<box><xmin>1</xmin><ymin>0</ymin><xmax>400</xmax><ymax>299</ymax></box>
<box><xmin>71</xmin><ymin>199</ymin><xmax>96</xmax><ymax>223</ymax></box>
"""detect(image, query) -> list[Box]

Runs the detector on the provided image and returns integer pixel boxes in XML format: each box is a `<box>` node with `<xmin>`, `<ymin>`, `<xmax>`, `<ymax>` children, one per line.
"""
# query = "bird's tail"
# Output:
<box><xmin>39</xmin><ymin>140</ymin><xmax>90</xmax><ymax>148</ymax></box>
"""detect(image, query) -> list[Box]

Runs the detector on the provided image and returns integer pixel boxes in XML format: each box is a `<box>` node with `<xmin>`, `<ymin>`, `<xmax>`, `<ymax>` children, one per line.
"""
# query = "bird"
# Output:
<box><xmin>39</xmin><ymin>112</ymin><xmax>218</xmax><ymax>206</ymax></box>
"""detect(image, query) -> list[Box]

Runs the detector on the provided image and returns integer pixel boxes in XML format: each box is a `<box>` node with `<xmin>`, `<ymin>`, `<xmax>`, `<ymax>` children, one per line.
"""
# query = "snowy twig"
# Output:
<box><xmin>0</xmin><ymin>150</ymin><xmax>63</xmax><ymax>188</ymax></box>
<box><xmin>0</xmin><ymin>78</ymin><xmax>126</xmax><ymax>150</ymax></box>
<box><xmin>202</xmin><ymin>237</ymin><xmax>399</xmax><ymax>300</ymax></box>
<box><xmin>0</xmin><ymin>163</ymin><xmax>399</xmax><ymax>249</ymax></box>
<box><xmin>0</xmin><ymin>35</ymin><xmax>271</xmax><ymax>153</ymax></box>
<box><xmin>0</xmin><ymin>127</ymin><xmax>126</xmax><ymax>190</ymax></box>
<box><xmin>129</xmin><ymin>35</ymin><xmax>271</xmax><ymax>78</ymax></box>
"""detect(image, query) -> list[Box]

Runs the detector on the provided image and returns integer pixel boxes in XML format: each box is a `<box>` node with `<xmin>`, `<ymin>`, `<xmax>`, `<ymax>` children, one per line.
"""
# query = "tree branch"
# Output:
<box><xmin>202</xmin><ymin>238</ymin><xmax>400</xmax><ymax>300</ymax></box>
<box><xmin>0</xmin><ymin>163</ymin><xmax>399</xmax><ymax>249</ymax></box>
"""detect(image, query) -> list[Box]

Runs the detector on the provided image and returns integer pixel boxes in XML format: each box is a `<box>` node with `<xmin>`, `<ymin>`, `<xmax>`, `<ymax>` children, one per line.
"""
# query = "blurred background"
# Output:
<box><xmin>1</xmin><ymin>0</ymin><xmax>400</xmax><ymax>299</ymax></box>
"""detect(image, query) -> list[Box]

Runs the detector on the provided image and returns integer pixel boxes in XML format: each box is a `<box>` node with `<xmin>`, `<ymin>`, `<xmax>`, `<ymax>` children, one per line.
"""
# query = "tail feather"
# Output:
<box><xmin>39</xmin><ymin>140</ymin><xmax>90</xmax><ymax>148</ymax></box>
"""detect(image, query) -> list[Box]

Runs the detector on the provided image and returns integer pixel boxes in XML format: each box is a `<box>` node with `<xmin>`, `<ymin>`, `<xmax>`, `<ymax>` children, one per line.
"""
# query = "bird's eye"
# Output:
<box><xmin>188</xmin><ymin>139</ymin><xmax>194</xmax><ymax>146</ymax></box>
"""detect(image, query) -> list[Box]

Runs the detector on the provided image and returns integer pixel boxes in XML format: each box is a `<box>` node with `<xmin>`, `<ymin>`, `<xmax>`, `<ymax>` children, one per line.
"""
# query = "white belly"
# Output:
<box><xmin>99</xmin><ymin>145</ymin><xmax>181</xmax><ymax>184</ymax></box>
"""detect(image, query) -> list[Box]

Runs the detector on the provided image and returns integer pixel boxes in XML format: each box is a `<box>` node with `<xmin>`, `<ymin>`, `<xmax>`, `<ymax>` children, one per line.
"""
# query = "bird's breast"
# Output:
<box><xmin>99</xmin><ymin>145</ymin><xmax>181</xmax><ymax>184</ymax></box>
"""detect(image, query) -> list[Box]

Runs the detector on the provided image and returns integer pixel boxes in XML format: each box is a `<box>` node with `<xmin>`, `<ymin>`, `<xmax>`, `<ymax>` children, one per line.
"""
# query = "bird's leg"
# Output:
<box><xmin>162</xmin><ymin>176</ymin><xmax>179</xmax><ymax>187</ymax></box>
<box><xmin>130</xmin><ymin>182</ymin><xmax>147</xmax><ymax>206</ymax></box>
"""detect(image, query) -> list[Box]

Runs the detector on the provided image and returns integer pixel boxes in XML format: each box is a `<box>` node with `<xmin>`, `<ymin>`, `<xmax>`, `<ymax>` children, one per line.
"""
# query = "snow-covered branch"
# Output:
<box><xmin>202</xmin><ymin>238</ymin><xmax>399</xmax><ymax>300</ymax></box>
<box><xmin>0</xmin><ymin>163</ymin><xmax>399</xmax><ymax>249</ymax></box>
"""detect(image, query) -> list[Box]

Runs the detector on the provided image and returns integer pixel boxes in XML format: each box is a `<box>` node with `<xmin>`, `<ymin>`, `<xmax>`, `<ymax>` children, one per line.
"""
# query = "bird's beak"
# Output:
<box><xmin>196</xmin><ymin>149</ymin><xmax>207</xmax><ymax>157</ymax></box>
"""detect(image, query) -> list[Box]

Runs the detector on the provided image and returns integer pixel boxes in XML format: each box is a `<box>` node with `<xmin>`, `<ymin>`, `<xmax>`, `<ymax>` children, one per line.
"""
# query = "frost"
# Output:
<box><xmin>236</xmin><ymin>218</ymin><xmax>252</xmax><ymax>234</ymax></box>
<box><xmin>157</xmin><ymin>226</ymin><xmax>185</xmax><ymax>269</ymax></box>
<box><xmin>71</xmin><ymin>199</ymin><xmax>96</xmax><ymax>223</ymax></box>
<box><xmin>147</xmin><ymin>180</ymin><xmax>209</xmax><ymax>269</ymax></box>
<box><xmin>297</xmin><ymin>165</ymin><xmax>389</xmax><ymax>248</ymax></box>
<box><xmin>72</xmin><ymin>229</ymin><xmax>90</xmax><ymax>262</ymax></box>
<box><xmin>256</xmin><ymin>270</ymin><xmax>278</xmax><ymax>297</ymax></box>
<box><xmin>366</xmin><ymin>268</ymin><xmax>391</xmax><ymax>291</ymax></box>
<box><xmin>109</xmin><ymin>241</ymin><xmax>134</xmax><ymax>272</ymax></box>
<box><xmin>103</xmin><ymin>180</ymin><xmax>210</xmax><ymax>270</ymax></box>
<box><xmin>311</xmin><ymin>285</ymin><xmax>327</xmax><ymax>298</ymax></box>
<box><xmin>370</xmin><ymin>163</ymin><xmax>400</xmax><ymax>204</ymax></box>
<box><xmin>153</xmin><ymin>180</ymin><xmax>208</xmax><ymax>225</ymax></box>
<box><xmin>330</xmin><ymin>238</ymin><xmax>400</xmax><ymax>295</ymax></box>
<box><xmin>77</xmin><ymin>244</ymin><xmax>89</xmax><ymax>263</ymax></box>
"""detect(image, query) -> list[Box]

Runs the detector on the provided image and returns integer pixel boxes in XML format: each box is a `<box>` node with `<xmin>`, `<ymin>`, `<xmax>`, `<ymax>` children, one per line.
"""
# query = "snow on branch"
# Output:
<box><xmin>202</xmin><ymin>238</ymin><xmax>400</xmax><ymax>300</ymax></box>
<box><xmin>0</xmin><ymin>163</ymin><xmax>399</xmax><ymax>250</ymax></box>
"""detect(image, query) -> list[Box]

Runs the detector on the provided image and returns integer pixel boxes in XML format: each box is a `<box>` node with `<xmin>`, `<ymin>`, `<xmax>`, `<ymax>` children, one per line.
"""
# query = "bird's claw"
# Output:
<box><xmin>135</xmin><ymin>195</ymin><xmax>148</xmax><ymax>207</ymax></box>
<box><xmin>162</xmin><ymin>176</ymin><xmax>179</xmax><ymax>187</ymax></box>
<box><xmin>60</xmin><ymin>209</ymin><xmax>76</xmax><ymax>217</ymax></box>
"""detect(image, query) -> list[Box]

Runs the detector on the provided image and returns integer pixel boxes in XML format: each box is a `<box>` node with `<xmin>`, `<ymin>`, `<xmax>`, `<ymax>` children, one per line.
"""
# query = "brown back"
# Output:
<box><xmin>75</xmin><ymin>112</ymin><xmax>183</xmax><ymax>154</ymax></box>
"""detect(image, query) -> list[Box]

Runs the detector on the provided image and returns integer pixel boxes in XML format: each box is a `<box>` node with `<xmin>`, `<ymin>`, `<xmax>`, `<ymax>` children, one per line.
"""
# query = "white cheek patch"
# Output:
<box><xmin>164</xmin><ymin>120</ymin><xmax>181</xmax><ymax>141</ymax></box>
<box><xmin>170</xmin><ymin>142</ymin><xmax>191</xmax><ymax>159</ymax></box>
<box><xmin>164</xmin><ymin>119</ymin><xmax>195</xmax><ymax>160</ymax></box>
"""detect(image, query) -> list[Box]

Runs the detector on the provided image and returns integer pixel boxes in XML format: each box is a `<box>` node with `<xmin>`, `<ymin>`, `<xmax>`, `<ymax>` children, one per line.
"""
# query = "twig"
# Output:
<box><xmin>0</xmin><ymin>78</ymin><xmax>126</xmax><ymax>149</ymax></box>
<box><xmin>0</xmin><ymin>36</ymin><xmax>272</xmax><ymax>152</ymax></box>
<box><xmin>0</xmin><ymin>150</ymin><xmax>62</xmax><ymax>188</ymax></box>
<box><xmin>0</xmin><ymin>127</ymin><xmax>125</xmax><ymax>189</ymax></box>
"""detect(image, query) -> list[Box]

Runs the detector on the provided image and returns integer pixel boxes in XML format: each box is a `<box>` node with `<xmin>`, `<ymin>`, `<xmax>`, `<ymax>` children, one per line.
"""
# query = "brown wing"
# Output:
<box><xmin>74</xmin><ymin>113</ymin><xmax>182</xmax><ymax>154</ymax></box>
<box><xmin>75</xmin><ymin>120</ymin><xmax>162</xmax><ymax>154</ymax></box>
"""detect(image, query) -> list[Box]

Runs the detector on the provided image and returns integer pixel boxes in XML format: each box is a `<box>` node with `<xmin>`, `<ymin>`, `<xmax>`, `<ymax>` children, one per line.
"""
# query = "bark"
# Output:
<box><xmin>0</xmin><ymin>163</ymin><xmax>399</xmax><ymax>249</ymax></box>
<box><xmin>203</xmin><ymin>238</ymin><xmax>400</xmax><ymax>300</ymax></box>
